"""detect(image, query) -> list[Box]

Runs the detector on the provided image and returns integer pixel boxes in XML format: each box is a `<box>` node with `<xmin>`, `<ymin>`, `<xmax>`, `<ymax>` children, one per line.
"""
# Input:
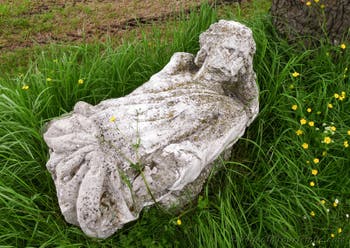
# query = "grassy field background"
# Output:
<box><xmin>1</xmin><ymin>0</ymin><xmax>350</xmax><ymax>247</ymax></box>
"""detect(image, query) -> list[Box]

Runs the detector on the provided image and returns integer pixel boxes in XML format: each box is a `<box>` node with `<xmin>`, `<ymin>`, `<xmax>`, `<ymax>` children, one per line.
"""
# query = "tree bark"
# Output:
<box><xmin>270</xmin><ymin>0</ymin><xmax>350</xmax><ymax>44</ymax></box>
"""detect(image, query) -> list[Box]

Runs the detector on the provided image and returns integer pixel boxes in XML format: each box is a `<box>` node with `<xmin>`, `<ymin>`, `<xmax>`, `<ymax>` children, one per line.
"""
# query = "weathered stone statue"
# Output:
<box><xmin>43</xmin><ymin>20</ymin><xmax>259</xmax><ymax>238</ymax></box>
<box><xmin>271</xmin><ymin>0</ymin><xmax>350</xmax><ymax>44</ymax></box>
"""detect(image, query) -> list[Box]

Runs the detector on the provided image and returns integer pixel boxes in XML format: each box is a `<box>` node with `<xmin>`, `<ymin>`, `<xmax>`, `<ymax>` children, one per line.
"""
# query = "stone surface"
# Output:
<box><xmin>43</xmin><ymin>20</ymin><xmax>259</xmax><ymax>238</ymax></box>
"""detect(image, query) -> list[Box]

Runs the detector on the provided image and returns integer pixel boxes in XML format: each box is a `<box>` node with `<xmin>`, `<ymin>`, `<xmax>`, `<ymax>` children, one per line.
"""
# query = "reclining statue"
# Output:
<box><xmin>44</xmin><ymin>20</ymin><xmax>259</xmax><ymax>238</ymax></box>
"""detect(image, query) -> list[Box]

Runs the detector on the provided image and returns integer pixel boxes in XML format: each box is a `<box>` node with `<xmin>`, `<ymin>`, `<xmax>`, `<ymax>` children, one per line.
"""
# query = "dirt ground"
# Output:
<box><xmin>0</xmin><ymin>0</ymin><xmax>241</xmax><ymax>51</ymax></box>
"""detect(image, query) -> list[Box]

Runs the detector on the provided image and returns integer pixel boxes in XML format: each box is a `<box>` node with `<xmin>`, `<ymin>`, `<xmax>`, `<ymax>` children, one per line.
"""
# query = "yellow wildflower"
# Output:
<box><xmin>334</xmin><ymin>93</ymin><xmax>339</xmax><ymax>99</ymax></box>
<box><xmin>338</xmin><ymin>228</ymin><xmax>342</xmax><ymax>233</ymax></box>
<box><xmin>341</xmin><ymin>91</ymin><xmax>346</xmax><ymax>97</ymax></box>
<box><xmin>306</xmin><ymin>1</ymin><xmax>311</xmax><ymax>6</ymax></box>
<box><xmin>348</xmin><ymin>130</ymin><xmax>350</xmax><ymax>135</ymax></box>
<box><xmin>109</xmin><ymin>116</ymin><xmax>116</xmax><ymax>122</ymax></box>
<box><xmin>311</xmin><ymin>169</ymin><xmax>318</xmax><ymax>175</ymax></box>
<box><xmin>340</xmin><ymin>43</ymin><xmax>346</xmax><ymax>50</ymax></box>
<box><xmin>314</xmin><ymin>0</ymin><xmax>319</xmax><ymax>3</ymax></box>
<box><xmin>344</xmin><ymin>141</ymin><xmax>349</xmax><ymax>148</ymax></box>
<box><xmin>292</xmin><ymin>104</ymin><xmax>298</xmax><ymax>110</ymax></box>
<box><xmin>320</xmin><ymin>4</ymin><xmax>325</xmax><ymax>8</ymax></box>
<box><xmin>313</xmin><ymin>158</ymin><xmax>319</xmax><ymax>164</ymax></box>
<box><xmin>308</xmin><ymin>121</ymin><xmax>315</xmax><ymax>127</ymax></box>
<box><xmin>320</xmin><ymin>200</ymin><xmax>326</xmax><ymax>205</ymax></box>
<box><xmin>323</xmin><ymin>137</ymin><xmax>332</xmax><ymax>144</ymax></box>
<box><xmin>21</xmin><ymin>85</ymin><xmax>29</xmax><ymax>90</ymax></box>
<box><xmin>310</xmin><ymin>181</ymin><xmax>315</xmax><ymax>187</ymax></box>
<box><xmin>46</xmin><ymin>77</ymin><xmax>52</xmax><ymax>82</ymax></box>
<box><xmin>176</xmin><ymin>219</ymin><xmax>182</xmax><ymax>225</ymax></box>
<box><xmin>322</xmin><ymin>151</ymin><xmax>327</xmax><ymax>156</ymax></box>
<box><xmin>78</xmin><ymin>79</ymin><xmax>84</xmax><ymax>85</ymax></box>
<box><xmin>292</xmin><ymin>72</ymin><xmax>300</xmax><ymax>77</ymax></box>
<box><xmin>310</xmin><ymin>211</ymin><xmax>315</xmax><ymax>217</ymax></box>
<box><xmin>327</xmin><ymin>103</ymin><xmax>333</xmax><ymax>109</ymax></box>
<box><xmin>289</xmin><ymin>84</ymin><xmax>295</xmax><ymax>89</ymax></box>
<box><xmin>296</xmin><ymin>129</ymin><xmax>303</xmax><ymax>136</ymax></box>
<box><xmin>307</xmin><ymin>108</ymin><xmax>312</xmax><ymax>113</ymax></box>
<box><xmin>330</xmin><ymin>126</ymin><xmax>336</xmax><ymax>132</ymax></box>
<box><xmin>339</xmin><ymin>96</ymin><xmax>345</xmax><ymax>101</ymax></box>
<box><xmin>331</xmin><ymin>233</ymin><xmax>335</xmax><ymax>238</ymax></box>
<box><xmin>300</xmin><ymin>118</ymin><xmax>307</xmax><ymax>125</ymax></box>
<box><xmin>302</xmin><ymin>143</ymin><xmax>309</xmax><ymax>149</ymax></box>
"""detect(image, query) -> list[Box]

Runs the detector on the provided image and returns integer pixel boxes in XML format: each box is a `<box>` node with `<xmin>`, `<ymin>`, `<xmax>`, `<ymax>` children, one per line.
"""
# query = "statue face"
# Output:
<box><xmin>194</xmin><ymin>20</ymin><xmax>255</xmax><ymax>82</ymax></box>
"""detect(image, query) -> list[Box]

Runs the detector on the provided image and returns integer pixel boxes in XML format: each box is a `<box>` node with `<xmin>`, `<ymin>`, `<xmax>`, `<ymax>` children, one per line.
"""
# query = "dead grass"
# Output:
<box><xmin>0</xmin><ymin>0</ymin><xmax>222</xmax><ymax>50</ymax></box>
<box><xmin>0</xmin><ymin>0</ymin><xmax>267</xmax><ymax>74</ymax></box>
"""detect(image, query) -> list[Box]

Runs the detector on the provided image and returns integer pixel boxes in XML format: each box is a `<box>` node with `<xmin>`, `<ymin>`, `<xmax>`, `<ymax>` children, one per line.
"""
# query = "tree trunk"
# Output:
<box><xmin>270</xmin><ymin>0</ymin><xmax>350</xmax><ymax>44</ymax></box>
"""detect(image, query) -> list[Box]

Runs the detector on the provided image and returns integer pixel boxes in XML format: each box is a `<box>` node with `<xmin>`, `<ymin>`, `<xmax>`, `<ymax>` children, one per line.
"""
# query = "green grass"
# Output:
<box><xmin>1</xmin><ymin>2</ymin><xmax>350</xmax><ymax>247</ymax></box>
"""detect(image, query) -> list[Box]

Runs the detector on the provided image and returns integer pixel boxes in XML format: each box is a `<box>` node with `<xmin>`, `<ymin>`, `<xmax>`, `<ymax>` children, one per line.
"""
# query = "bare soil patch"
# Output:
<box><xmin>0</xmin><ymin>0</ymin><xmax>240</xmax><ymax>51</ymax></box>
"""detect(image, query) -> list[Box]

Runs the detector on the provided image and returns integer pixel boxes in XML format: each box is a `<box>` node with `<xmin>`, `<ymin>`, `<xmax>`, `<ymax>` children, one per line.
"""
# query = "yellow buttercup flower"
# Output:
<box><xmin>322</xmin><ymin>151</ymin><xmax>327</xmax><ymax>156</ymax></box>
<box><xmin>331</xmin><ymin>233</ymin><xmax>335</xmax><ymax>238</ymax></box>
<box><xmin>338</xmin><ymin>228</ymin><xmax>342</xmax><ymax>234</ymax></box>
<box><xmin>307</xmin><ymin>108</ymin><xmax>312</xmax><ymax>113</ymax></box>
<box><xmin>341</xmin><ymin>91</ymin><xmax>346</xmax><ymax>97</ymax></box>
<box><xmin>292</xmin><ymin>105</ymin><xmax>298</xmax><ymax>110</ymax></box>
<box><xmin>330</xmin><ymin>126</ymin><xmax>336</xmax><ymax>131</ymax></box>
<box><xmin>292</xmin><ymin>72</ymin><xmax>300</xmax><ymax>77</ymax></box>
<box><xmin>308</xmin><ymin>121</ymin><xmax>315</xmax><ymax>127</ymax></box>
<box><xmin>310</xmin><ymin>211</ymin><xmax>315</xmax><ymax>217</ymax></box>
<box><xmin>306</xmin><ymin>1</ymin><xmax>311</xmax><ymax>6</ymax></box>
<box><xmin>46</xmin><ymin>77</ymin><xmax>52</xmax><ymax>82</ymax></box>
<box><xmin>310</xmin><ymin>181</ymin><xmax>315</xmax><ymax>187</ymax></box>
<box><xmin>344</xmin><ymin>140</ymin><xmax>349</xmax><ymax>148</ymax></box>
<box><xmin>300</xmin><ymin>118</ymin><xmax>307</xmax><ymax>125</ymax></box>
<box><xmin>22</xmin><ymin>85</ymin><xmax>29</xmax><ymax>90</ymax></box>
<box><xmin>313</xmin><ymin>158</ymin><xmax>319</xmax><ymax>164</ymax></box>
<box><xmin>334</xmin><ymin>93</ymin><xmax>339</xmax><ymax>99</ymax></box>
<box><xmin>340</xmin><ymin>43</ymin><xmax>346</xmax><ymax>50</ymax></box>
<box><xmin>78</xmin><ymin>79</ymin><xmax>84</xmax><ymax>85</ymax></box>
<box><xmin>302</xmin><ymin>143</ymin><xmax>309</xmax><ymax>149</ymax></box>
<box><xmin>176</xmin><ymin>219</ymin><xmax>182</xmax><ymax>225</ymax></box>
<box><xmin>296</xmin><ymin>129</ymin><xmax>303</xmax><ymax>136</ymax></box>
<box><xmin>348</xmin><ymin>130</ymin><xmax>350</xmax><ymax>135</ymax></box>
<box><xmin>323</xmin><ymin>137</ymin><xmax>332</xmax><ymax>144</ymax></box>
<box><xmin>320</xmin><ymin>200</ymin><xmax>326</xmax><ymax>205</ymax></box>
<box><xmin>328</xmin><ymin>103</ymin><xmax>333</xmax><ymax>109</ymax></box>
<box><xmin>320</xmin><ymin>4</ymin><xmax>325</xmax><ymax>8</ymax></box>
<box><xmin>109</xmin><ymin>116</ymin><xmax>116</xmax><ymax>122</ymax></box>
<box><xmin>311</xmin><ymin>169</ymin><xmax>318</xmax><ymax>175</ymax></box>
